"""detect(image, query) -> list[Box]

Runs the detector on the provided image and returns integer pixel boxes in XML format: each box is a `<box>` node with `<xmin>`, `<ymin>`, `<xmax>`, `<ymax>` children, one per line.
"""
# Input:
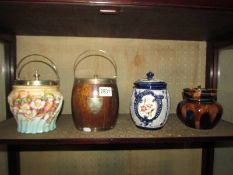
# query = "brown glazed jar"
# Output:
<box><xmin>176</xmin><ymin>87</ymin><xmax>223</xmax><ymax>129</ymax></box>
<box><xmin>72</xmin><ymin>50</ymin><xmax>119</xmax><ymax>132</ymax></box>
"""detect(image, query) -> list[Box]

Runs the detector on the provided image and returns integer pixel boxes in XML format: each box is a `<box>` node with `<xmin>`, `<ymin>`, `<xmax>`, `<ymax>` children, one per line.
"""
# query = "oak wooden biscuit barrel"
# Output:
<box><xmin>72</xmin><ymin>50</ymin><xmax>119</xmax><ymax>132</ymax></box>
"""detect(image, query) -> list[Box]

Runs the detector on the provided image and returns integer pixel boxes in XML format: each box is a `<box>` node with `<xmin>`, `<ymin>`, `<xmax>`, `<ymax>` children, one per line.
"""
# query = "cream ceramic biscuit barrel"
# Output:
<box><xmin>8</xmin><ymin>54</ymin><xmax>63</xmax><ymax>134</ymax></box>
<box><xmin>130</xmin><ymin>72</ymin><xmax>170</xmax><ymax>129</ymax></box>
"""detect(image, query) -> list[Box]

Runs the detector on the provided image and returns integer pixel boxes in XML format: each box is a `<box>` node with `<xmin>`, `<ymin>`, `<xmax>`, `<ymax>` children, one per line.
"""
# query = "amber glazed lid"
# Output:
<box><xmin>183</xmin><ymin>87</ymin><xmax>217</xmax><ymax>101</ymax></box>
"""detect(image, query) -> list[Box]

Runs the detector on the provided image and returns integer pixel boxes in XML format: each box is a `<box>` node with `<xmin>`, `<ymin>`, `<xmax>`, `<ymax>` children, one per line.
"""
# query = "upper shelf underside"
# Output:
<box><xmin>0</xmin><ymin>1</ymin><xmax>233</xmax><ymax>40</ymax></box>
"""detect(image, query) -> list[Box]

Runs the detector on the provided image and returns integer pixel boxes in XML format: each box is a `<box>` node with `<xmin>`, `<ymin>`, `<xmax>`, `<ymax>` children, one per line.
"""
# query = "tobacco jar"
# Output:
<box><xmin>72</xmin><ymin>50</ymin><xmax>119</xmax><ymax>132</ymax></box>
<box><xmin>130</xmin><ymin>72</ymin><xmax>170</xmax><ymax>129</ymax></box>
<box><xmin>8</xmin><ymin>54</ymin><xmax>63</xmax><ymax>134</ymax></box>
<box><xmin>176</xmin><ymin>87</ymin><xmax>223</xmax><ymax>129</ymax></box>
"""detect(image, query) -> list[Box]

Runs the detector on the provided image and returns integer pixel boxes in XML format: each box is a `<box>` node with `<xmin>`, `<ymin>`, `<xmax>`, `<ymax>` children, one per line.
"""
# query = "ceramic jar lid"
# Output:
<box><xmin>183</xmin><ymin>86</ymin><xmax>217</xmax><ymax>101</ymax></box>
<box><xmin>134</xmin><ymin>72</ymin><xmax>167</xmax><ymax>90</ymax></box>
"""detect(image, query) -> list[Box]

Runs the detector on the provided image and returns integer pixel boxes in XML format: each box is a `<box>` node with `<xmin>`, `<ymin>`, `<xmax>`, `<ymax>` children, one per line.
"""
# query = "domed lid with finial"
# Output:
<box><xmin>133</xmin><ymin>71</ymin><xmax>167</xmax><ymax>90</ymax></box>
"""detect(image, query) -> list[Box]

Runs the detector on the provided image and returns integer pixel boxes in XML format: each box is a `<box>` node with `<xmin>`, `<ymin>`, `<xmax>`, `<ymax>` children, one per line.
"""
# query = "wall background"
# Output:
<box><xmin>16</xmin><ymin>36</ymin><xmax>206</xmax><ymax>175</ymax></box>
<box><xmin>16</xmin><ymin>36</ymin><xmax>206</xmax><ymax>114</ymax></box>
<box><xmin>214</xmin><ymin>47</ymin><xmax>233</xmax><ymax>175</ymax></box>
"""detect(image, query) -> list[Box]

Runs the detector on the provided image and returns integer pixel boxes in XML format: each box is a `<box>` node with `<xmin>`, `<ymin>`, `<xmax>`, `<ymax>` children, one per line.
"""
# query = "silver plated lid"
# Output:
<box><xmin>74</xmin><ymin>74</ymin><xmax>116</xmax><ymax>84</ymax></box>
<box><xmin>14</xmin><ymin>54</ymin><xmax>60</xmax><ymax>86</ymax></box>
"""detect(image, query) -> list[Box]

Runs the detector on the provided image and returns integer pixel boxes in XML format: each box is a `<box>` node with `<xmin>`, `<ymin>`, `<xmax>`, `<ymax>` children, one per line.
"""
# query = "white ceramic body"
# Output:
<box><xmin>130</xmin><ymin>88</ymin><xmax>170</xmax><ymax>129</ymax></box>
<box><xmin>8</xmin><ymin>85</ymin><xmax>63</xmax><ymax>134</ymax></box>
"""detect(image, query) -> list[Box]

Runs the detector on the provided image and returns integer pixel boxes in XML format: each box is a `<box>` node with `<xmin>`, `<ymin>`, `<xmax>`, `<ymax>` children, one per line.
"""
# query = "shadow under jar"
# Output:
<box><xmin>176</xmin><ymin>87</ymin><xmax>223</xmax><ymax>129</ymax></box>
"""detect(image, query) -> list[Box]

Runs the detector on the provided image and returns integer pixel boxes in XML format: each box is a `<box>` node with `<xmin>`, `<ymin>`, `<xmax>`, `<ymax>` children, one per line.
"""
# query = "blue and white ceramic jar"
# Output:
<box><xmin>130</xmin><ymin>72</ymin><xmax>170</xmax><ymax>129</ymax></box>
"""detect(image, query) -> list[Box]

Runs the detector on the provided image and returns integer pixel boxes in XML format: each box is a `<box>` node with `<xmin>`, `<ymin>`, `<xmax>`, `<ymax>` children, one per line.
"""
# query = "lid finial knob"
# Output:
<box><xmin>146</xmin><ymin>71</ymin><xmax>154</xmax><ymax>80</ymax></box>
<box><xmin>33</xmin><ymin>70</ymin><xmax>40</xmax><ymax>80</ymax></box>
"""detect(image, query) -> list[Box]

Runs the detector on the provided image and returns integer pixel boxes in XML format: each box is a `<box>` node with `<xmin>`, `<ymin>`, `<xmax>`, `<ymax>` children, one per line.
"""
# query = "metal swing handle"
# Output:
<box><xmin>16</xmin><ymin>54</ymin><xmax>60</xmax><ymax>81</ymax></box>
<box><xmin>73</xmin><ymin>50</ymin><xmax>117</xmax><ymax>78</ymax></box>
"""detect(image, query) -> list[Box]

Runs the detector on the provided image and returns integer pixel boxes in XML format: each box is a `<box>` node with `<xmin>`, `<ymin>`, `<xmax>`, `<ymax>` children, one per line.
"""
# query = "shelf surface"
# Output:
<box><xmin>0</xmin><ymin>114</ymin><xmax>233</xmax><ymax>146</ymax></box>
<box><xmin>0</xmin><ymin>1</ymin><xmax>233</xmax><ymax>40</ymax></box>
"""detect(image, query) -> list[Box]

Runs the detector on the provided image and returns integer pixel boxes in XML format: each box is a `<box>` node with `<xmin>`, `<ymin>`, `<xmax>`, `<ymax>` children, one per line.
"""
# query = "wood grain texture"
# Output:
<box><xmin>72</xmin><ymin>81</ymin><xmax>119</xmax><ymax>131</ymax></box>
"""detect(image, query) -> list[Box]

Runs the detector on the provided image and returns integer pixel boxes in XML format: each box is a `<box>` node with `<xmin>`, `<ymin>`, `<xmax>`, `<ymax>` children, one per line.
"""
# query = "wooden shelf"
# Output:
<box><xmin>1</xmin><ymin>2</ymin><xmax>233</xmax><ymax>175</ymax></box>
<box><xmin>0</xmin><ymin>1</ymin><xmax>233</xmax><ymax>40</ymax></box>
<box><xmin>0</xmin><ymin>114</ymin><xmax>233</xmax><ymax>146</ymax></box>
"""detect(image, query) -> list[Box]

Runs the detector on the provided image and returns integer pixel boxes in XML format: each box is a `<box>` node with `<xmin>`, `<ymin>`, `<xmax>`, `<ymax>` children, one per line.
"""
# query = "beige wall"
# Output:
<box><xmin>21</xmin><ymin>149</ymin><xmax>201</xmax><ymax>175</ymax></box>
<box><xmin>217</xmin><ymin>47</ymin><xmax>233</xmax><ymax>123</ymax></box>
<box><xmin>16</xmin><ymin>36</ymin><xmax>206</xmax><ymax>114</ymax></box>
<box><xmin>17</xmin><ymin>36</ymin><xmax>206</xmax><ymax>175</ymax></box>
<box><xmin>214</xmin><ymin>47</ymin><xmax>233</xmax><ymax>175</ymax></box>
